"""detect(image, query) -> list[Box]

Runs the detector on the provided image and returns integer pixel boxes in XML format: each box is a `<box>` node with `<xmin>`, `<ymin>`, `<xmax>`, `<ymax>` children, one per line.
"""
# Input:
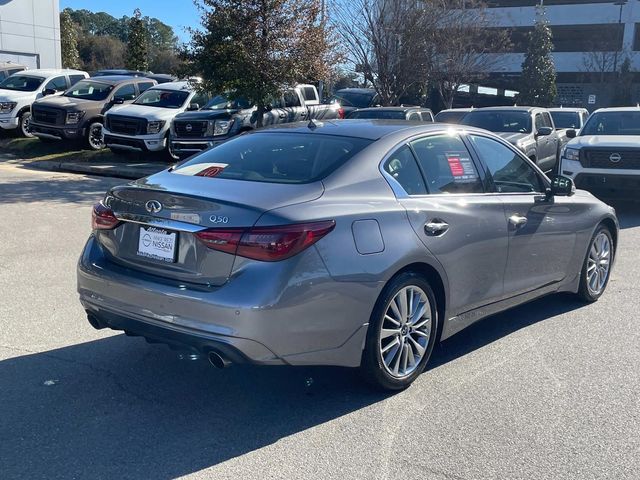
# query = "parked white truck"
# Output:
<box><xmin>0</xmin><ymin>69</ymin><xmax>89</xmax><ymax>137</ymax></box>
<box><xmin>102</xmin><ymin>81</ymin><xmax>209</xmax><ymax>154</ymax></box>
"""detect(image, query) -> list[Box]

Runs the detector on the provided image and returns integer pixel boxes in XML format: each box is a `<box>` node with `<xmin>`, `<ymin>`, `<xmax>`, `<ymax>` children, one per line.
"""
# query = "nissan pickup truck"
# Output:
<box><xmin>0</xmin><ymin>68</ymin><xmax>89</xmax><ymax>137</ymax></box>
<box><xmin>30</xmin><ymin>75</ymin><xmax>156</xmax><ymax>150</ymax></box>
<box><xmin>169</xmin><ymin>85</ymin><xmax>343</xmax><ymax>158</ymax></box>
<box><xmin>102</xmin><ymin>81</ymin><xmax>209</xmax><ymax>154</ymax></box>
<box><xmin>560</xmin><ymin>107</ymin><xmax>640</xmax><ymax>198</ymax></box>
<box><xmin>461</xmin><ymin>106</ymin><xmax>568</xmax><ymax>172</ymax></box>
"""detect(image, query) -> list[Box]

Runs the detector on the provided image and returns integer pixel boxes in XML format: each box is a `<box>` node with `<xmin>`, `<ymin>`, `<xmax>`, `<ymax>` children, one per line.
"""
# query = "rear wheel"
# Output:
<box><xmin>86</xmin><ymin>122</ymin><xmax>105</xmax><ymax>150</ymax></box>
<box><xmin>19</xmin><ymin>111</ymin><xmax>34</xmax><ymax>138</ymax></box>
<box><xmin>577</xmin><ymin>226</ymin><xmax>614</xmax><ymax>302</ymax></box>
<box><xmin>361</xmin><ymin>272</ymin><xmax>438</xmax><ymax>391</ymax></box>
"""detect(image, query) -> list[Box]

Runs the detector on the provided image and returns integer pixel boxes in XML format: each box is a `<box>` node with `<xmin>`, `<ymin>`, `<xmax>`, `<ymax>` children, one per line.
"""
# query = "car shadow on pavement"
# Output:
<box><xmin>605</xmin><ymin>199</ymin><xmax>640</xmax><ymax>229</ymax></box>
<box><xmin>0</xmin><ymin>293</ymin><xmax>587</xmax><ymax>479</ymax></box>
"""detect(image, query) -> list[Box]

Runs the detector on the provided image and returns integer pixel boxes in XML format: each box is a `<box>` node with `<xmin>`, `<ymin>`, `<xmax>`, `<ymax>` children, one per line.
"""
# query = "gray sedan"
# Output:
<box><xmin>78</xmin><ymin>120</ymin><xmax>618</xmax><ymax>390</ymax></box>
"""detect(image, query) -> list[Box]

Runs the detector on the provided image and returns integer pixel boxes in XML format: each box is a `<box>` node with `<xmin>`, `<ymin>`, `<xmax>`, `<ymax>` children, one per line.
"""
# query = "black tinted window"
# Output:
<box><xmin>45</xmin><ymin>76</ymin><xmax>68</xmax><ymax>92</ymax></box>
<box><xmin>551</xmin><ymin>111</ymin><xmax>581</xmax><ymax>129</ymax></box>
<box><xmin>329</xmin><ymin>91</ymin><xmax>376</xmax><ymax>108</ymax></box>
<box><xmin>411</xmin><ymin>135</ymin><xmax>483</xmax><ymax>194</ymax></box>
<box><xmin>69</xmin><ymin>74</ymin><xmax>86</xmax><ymax>86</ymax></box>
<box><xmin>283</xmin><ymin>90</ymin><xmax>301</xmax><ymax>107</ymax></box>
<box><xmin>113</xmin><ymin>83</ymin><xmax>136</xmax><ymax>101</ymax></box>
<box><xmin>462</xmin><ymin>111</ymin><xmax>532</xmax><ymax>133</ymax></box>
<box><xmin>349</xmin><ymin>110</ymin><xmax>406</xmax><ymax>120</ymax></box>
<box><xmin>383</xmin><ymin>145</ymin><xmax>427</xmax><ymax>195</ymax></box>
<box><xmin>434</xmin><ymin>111</ymin><xmax>467</xmax><ymax>124</ymax></box>
<box><xmin>138</xmin><ymin>82</ymin><xmax>155</xmax><ymax>93</ymax></box>
<box><xmin>581</xmin><ymin>111</ymin><xmax>640</xmax><ymax>135</ymax></box>
<box><xmin>469</xmin><ymin>135</ymin><xmax>543</xmax><ymax>193</ymax></box>
<box><xmin>172</xmin><ymin>133</ymin><xmax>372</xmax><ymax>184</ymax></box>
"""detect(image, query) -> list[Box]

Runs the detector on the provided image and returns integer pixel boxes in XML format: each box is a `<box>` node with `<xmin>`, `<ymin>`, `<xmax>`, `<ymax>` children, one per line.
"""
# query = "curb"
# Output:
<box><xmin>27</xmin><ymin>159</ymin><xmax>167</xmax><ymax>180</ymax></box>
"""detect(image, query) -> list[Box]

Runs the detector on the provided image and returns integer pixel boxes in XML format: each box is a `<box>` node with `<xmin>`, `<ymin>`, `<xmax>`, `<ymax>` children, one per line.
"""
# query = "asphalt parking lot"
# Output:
<box><xmin>0</xmin><ymin>162</ymin><xmax>638</xmax><ymax>480</ymax></box>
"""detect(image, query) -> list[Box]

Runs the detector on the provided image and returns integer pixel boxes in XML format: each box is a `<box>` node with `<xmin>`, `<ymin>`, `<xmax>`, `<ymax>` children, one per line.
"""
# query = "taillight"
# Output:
<box><xmin>338</xmin><ymin>107</ymin><xmax>345</xmax><ymax>119</ymax></box>
<box><xmin>91</xmin><ymin>202</ymin><xmax>120</xmax><ymax>230</ymax></box>
<box><xmin>195</xmin><ymin>221</ymin><xmax>336</xmax><ymax>261</ymax></box>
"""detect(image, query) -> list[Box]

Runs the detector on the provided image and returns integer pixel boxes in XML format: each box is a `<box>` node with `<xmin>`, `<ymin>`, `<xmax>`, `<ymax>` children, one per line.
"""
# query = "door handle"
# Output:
<box><xmin>424</xmin><ymin>219</ymin><xmax>449</xmax><ymax>236</ymax></box>
<box><xmin>508</xmin><ymin>214</ymin><xmax>528</xmax><ymax>228</ymax></box>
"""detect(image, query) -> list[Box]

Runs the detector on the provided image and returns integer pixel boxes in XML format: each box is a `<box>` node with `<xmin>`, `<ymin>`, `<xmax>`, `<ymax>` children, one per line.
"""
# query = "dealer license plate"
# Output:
<box><xmin>137</xmin><ymin>226</ymin><xmax>177</xmax><ymax>263</ymax></box>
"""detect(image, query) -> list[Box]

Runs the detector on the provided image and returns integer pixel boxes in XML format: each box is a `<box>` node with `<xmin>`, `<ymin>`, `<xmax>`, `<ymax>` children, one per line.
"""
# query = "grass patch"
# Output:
<box><xmin>0</xmin><ymin>135</ymin><xmax>161</xmax><ymax>163</ymax></box>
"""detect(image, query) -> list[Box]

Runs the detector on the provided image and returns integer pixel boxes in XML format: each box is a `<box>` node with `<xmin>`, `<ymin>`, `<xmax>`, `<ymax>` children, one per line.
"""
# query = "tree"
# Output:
<box><xmin>183</xmin><ymin>0</ymin><xmax>338</xmax><ymax>127</ymax></box>
<box><xmin>611</xmin><ymin>57</ymin><xmax>635</xmax><ymax>106</ymax></box>
<box><xmin>334</xmin><ymin>0</ymin><xmax>437</xmax><ymax>106</ymax></box>
<box><xmin>60</xmin><ymin>9</ymin><xmax>81</xmax><ymax>69</ymax></box>
<box><xmin>125</xmin><ymin>8</ymin><xmax>149</xmax><ymax>71</ymax></box>
<box><xmin>432</xmin><ymin>1</ymin><xmax>511</xmax><ymax>109</ymax></box>
<box><xmin>517</xmin><ymin>7</ymin><xmax>557</xmax><ymax>107</ymax></box>
<box><xmin>78</xmin><ymin>35</ymin><xmax>127</xmax><ymax>71</ymax></box>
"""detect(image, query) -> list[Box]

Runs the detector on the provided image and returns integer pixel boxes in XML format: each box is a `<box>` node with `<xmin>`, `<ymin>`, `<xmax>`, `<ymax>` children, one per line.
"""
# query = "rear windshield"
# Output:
<box><xmin>581</xmin><ymin>111</ymin><xmax>640</xmax><ymax>136</ymax></box>
<box><xmin>550</xmin><ymin>111</ymin><xmax>580</xmax><ymax>129</ymax></box>
<box><xmin>172</xmin><ymin>132</ymin><xmax>373</xmax><ymax>184</ymax></box>
<box><xmin>0</xmin><ymin>75</ymin><xmax>44</xmax><ymax>92</ymax></box>
<box><xmin>349</xmin><ymin>110</ymin><xmax>406</xmax><ymax>120</ymax></box>
<box><xmin>462</xmin><ymin>111</ymin><xmax>532</xmax><ymax>133</ymax></box>
<box><xmin>329</xmin><ymin>91</ymin><xmax>376</xmax><ymax>108</ymax></box>
<box><xmin>64</xmin><ymin>80</ymin><xmax>114</xmax><ymax>101</ymax></box>
<box><xmin>134</xmin><ymin>88</ymin><xmax>190</xmax><ymax>108</ymax></box>
<box><xmin>434</xmin><ymin>111</ymin><xmax>467</xmax><ymax>124</ymax></box>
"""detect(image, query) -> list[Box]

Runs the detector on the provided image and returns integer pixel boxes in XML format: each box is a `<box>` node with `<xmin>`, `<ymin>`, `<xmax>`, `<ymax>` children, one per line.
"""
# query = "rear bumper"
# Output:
<box><xmin>31</xmin><ymin>122</ymin><xmax>83</xmax><ymax>140</ymax></box>
<box><xmin>77</xmin><ymin>235</ymin><xmax>372</xmax><ymax>367</ymax></box>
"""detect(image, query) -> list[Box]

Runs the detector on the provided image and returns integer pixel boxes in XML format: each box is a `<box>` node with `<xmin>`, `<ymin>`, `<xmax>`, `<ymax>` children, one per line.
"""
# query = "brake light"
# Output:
<box><xmin>91</xmin><ymin>202</ymin><xmax>120</xmax><ymax>230</ymax></box>
<box><xmin>338</xmin><ymin>107</ymin><xmax>345</xmax><ymax>119</ymax></box>
<box><xmin>195</xmin><ymin>221</ymin><xmax>336</xmax><ymax>261</ymax></box>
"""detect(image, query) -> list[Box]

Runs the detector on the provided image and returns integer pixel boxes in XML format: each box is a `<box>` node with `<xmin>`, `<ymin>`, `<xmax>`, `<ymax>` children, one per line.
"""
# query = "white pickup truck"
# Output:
<box><xmin>0</xmin><ymin>69</ymin><xmax>89</xmax><ymax>137</ymax></box>
<box><xmin>560</xmin><ymin>107</ymin><xmax>640</xmax><ymax>198</ymax></box>
<box><xmin>102</xmin><ymin>81</ymin><xmax>209</xmax><ymax>154</ymax></box>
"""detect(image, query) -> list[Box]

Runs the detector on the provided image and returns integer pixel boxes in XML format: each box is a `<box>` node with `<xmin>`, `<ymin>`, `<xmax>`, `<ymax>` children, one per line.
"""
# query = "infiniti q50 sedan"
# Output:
<box><xmin>78</xmin><ymin>120</ymin><xmax>618</xmax><ymax>390</ymax></box>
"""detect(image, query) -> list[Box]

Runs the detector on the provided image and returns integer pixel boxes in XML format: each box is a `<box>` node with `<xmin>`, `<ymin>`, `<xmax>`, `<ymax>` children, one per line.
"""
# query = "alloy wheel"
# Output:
<box><xmin>379</xmin><ymin>286</ymin><xmax>432</xmax><ymax>378</ymax></box>
<box><xmin>587</xmin><ymin>232</ymin><xmax>611</xmax><ymax>296</ymax></box>
<box><xmin>88</xmin><ymin>123</ymin><xmax>104</xmax><ymax>150</ymax></box>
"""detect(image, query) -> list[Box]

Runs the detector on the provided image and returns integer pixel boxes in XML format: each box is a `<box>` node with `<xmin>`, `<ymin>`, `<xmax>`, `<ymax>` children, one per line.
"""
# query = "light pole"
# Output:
<box><xmin>612</xmin><ymin>0</ymin><xmax>627</xmax><ymax>75</ymax></box>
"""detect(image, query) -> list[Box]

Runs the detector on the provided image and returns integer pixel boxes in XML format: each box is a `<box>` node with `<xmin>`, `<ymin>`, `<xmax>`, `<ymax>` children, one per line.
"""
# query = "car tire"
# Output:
<box><xmin>19</xmin><ymin>111</ymin><xmax>34</xmax><ymax>138</ymax></box>
<box><xmin>577</xmin><ymin>225</ymin><xmax>614</xmax><ymax>303</ymax></box>
<box><xmin>86</xmin><ymin>122</ymin><xmax>105</xmax><ymax>150</ymax></box>
<box><xmin>361</xmin><ymin>272</ymin><xmax>438</xmax><ymax>391</ymax></box>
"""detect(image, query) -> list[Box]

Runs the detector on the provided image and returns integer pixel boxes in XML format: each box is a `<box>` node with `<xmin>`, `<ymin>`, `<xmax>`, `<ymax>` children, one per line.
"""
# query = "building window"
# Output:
<box><xmin>500</xmin><ymin>24</ymin><xmax>625</xmax><ymax>53</ymax></box>
<box><xmin>489</xmin><ymin>0</ymin><xmax>620</xmax><ymax>7</ymax></box>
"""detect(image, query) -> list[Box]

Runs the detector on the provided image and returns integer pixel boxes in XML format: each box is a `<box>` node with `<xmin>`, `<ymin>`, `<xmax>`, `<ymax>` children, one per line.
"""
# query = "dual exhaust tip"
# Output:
<box><xmin>86</xmin><ymin>313</ymin><xmax>231</xmax><ymax>368</ymax></box>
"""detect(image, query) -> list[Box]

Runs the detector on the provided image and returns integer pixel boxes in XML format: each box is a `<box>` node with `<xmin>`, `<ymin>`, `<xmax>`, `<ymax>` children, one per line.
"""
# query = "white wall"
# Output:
<box><xmin>0</xmin><ymin>0</ymin><xmax>61</xmax><ymax>69</ymax></box>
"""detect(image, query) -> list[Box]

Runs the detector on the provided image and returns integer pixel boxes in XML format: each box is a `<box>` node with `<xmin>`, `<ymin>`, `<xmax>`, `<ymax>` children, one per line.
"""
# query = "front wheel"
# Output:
<box><xmin>361</xmin><ymin>272</ymin><xmax>438</xmax><ymax>391</ymax></box>
<box><xmin>86</xmin><ymin>122</ymin><xmax>105</xmax><ymax>150</ymax></box>
<box><xmin>577</xmin><ymin>226</ymin><xmax>614</xmax><ymax>302</ymax></box>
<box><xmin>19</xmin><ymin>111</ymin><xmax>34</xmax><ymax>138</ymax></box>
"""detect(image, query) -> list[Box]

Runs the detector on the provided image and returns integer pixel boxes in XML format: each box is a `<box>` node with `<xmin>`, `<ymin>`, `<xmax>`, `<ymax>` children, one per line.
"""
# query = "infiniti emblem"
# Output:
<box><xmin>185</xmin><ymin>123</ymin><xmax>193</xmax><ymax>132</ymax></box>
<box><xmin>609</xmin><ymin>153</ymin><xmax>622</xmax><ymax>163</ymax></box>
<box><xmin>145</xmin><ymin>200</ymin><xmax>163</xmax><ymax>213</ymax></box>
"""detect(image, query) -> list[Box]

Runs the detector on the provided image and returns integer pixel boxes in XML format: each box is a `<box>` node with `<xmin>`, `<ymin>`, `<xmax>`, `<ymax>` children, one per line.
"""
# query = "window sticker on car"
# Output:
<box><xmin>446</xmin><ymin>152</ymin><xmax>478</xmax><ymax>182</ymax></box>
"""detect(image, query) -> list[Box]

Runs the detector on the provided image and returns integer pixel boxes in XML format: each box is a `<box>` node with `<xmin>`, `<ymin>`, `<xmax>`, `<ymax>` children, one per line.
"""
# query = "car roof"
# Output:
<box><xmin>148</xmin><ymin>81</ymin><xmax>193</xmax><ymax>91</ymax></box>
<box><xmin>82</xmin><ymin>75</ymin><xmax>143</xmax><ymax>84</ymax></box>
<box><xmin>592</xmin><ymin>107</ymin><xmax>640</xmax><ymax>113</ymax></box>
<box><xmin>0</xmin><ymin>62</ymin><xmax>26</xmax><ymax>69</ymax></box>
<box><xmin>13</xmin><ymin>68</ymin><xmax>87</xmax><ymax>77</ymax></box>
<box><xmin>252</xmin><ymin>119</ymin><xmax>484</xmax><ymax>140</ymax></box>
<box><xmin>469</xmin><ymin>106</ymin><xmax>538</xmax><ymax>113</ymax></box>
<box><xmin>334</xmin><ymin>88</ymin><xmax>376</xmax><ymax>94</ymax></box>
<box><xmin>548</xmin><ymin>107</ymin><xmax>588</xmax><ymax>112</ymax></box>
<box><xmin>95</xmin><ymin>69</ymin><xmax>146</xmax><ymax>75</ymax></box>
<box><xmin>437</xmin><ymin>108</ymin><xmax>473</xmax><ymax>113</ymax></box>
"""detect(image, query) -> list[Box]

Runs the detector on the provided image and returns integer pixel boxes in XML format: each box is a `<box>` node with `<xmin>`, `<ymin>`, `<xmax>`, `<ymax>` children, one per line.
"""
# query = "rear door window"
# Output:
<box><xmin>172</xmin><ymin>133</ymin><xmax>372</xmax><ymax>184</ymax></box>
<box><xmin>69</xmin><ymin>74</ymin><xmax>86</xmax><ymax>86</ymax></box>
<box><xmin>383</xmin><ymin>145</ymin><xmax>427</xmax><ymax>195</ymax></box>
<box><xmin>137</xmin><ymin>81</ymin><xmax>155</xmax><ymax>93</ymax></box>
<box><xmin>113</xmin><ymin>83</ymin><xmax>137</xmax><ymax>101</ymax></box>
<box><xmin>45</xmin><ymin>76</ymin><xmax>68</xmax><ymax>92</ymax></box>
<box><xmin>283</xmin><ymin>90</ymin><xmax>301</xmax><ymax>108</ymax></box>
<box><xmin>410</xmin><ymin>135</ymin><xmax>484</xmax><ymax>194</ymax></box>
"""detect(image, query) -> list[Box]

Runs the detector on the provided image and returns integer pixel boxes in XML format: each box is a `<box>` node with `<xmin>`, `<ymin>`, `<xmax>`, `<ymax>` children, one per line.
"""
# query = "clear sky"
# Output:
<box><xmin>60</xmin><ymin>0</ymin><xmax>201</xmax><ymax>41</ymax></box>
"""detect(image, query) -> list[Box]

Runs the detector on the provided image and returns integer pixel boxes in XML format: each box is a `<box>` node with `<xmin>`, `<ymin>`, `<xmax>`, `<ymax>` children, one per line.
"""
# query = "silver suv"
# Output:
<box><xmin>560</xmin><ymin>107</ymin><xmax>640</xmax><ymax>198</ymax></box>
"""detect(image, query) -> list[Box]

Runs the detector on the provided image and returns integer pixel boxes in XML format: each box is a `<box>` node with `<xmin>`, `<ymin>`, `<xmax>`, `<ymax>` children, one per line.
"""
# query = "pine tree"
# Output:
<box><xmin>60</xmin><ymin>9</ymin><xmax>81</xmax><ymax>69</ymax></box>
<box><xmin>517</xmin><ymin>8</ymin><xmax>557</xmax><ymax>107</ymax></box>
<box><xmin>125</xmin><ymin>9</ymin><xmax>149</xmax><ymax>71</ymax></box>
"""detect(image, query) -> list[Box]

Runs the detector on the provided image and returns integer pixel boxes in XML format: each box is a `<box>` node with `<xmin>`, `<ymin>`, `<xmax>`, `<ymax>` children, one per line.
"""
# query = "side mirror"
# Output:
<box><xmin>537</xmin><ymin>126</ymin><xmax>553</xmax><ymax>137</ymax></box>
<box><xmin>42</xmin><ymin>88</ymin><xmax>56</xmax><ymax>96</ymax></box>
<box><xmin>550</xmin><ymin>175</ymin><xmax>575</xmax><ymax>196</ymax></box>
<box><xmin>566</xmin><ymin>129</ymin><xmax>577</xmax><ymax>138</ymax></box>
<box><xmin>113</xmin><ymin>97</ymin><xmax>125</xmax><ymax>104</ymax></box>
<box><xmin>188</xmin><ymin>103</ymin><xmax>200</xmax><ymax>111</ymax></box>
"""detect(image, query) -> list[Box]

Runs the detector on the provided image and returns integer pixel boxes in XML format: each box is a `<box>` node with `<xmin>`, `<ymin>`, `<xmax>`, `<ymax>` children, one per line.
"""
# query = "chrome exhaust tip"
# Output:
<box><xmin>208</xmin><ymin>351</ymin><xmax>231</xmax><ymax>369</ymax></box>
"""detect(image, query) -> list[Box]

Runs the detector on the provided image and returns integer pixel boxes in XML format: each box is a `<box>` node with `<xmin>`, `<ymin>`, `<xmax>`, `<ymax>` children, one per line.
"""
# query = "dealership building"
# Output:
<box><xmin>0</xmin><ymin>0</ymin><xmax>61</xmax><ymax>69</ymax></box>
<box><xmin>486</xmin><ymin>0</ymin><xmax>640</xmax><ymax>109</ymax></box>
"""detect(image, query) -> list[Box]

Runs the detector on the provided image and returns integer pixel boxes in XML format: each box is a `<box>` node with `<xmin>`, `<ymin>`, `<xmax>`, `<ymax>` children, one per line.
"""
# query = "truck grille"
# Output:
<box><xmin>580</xmin><ymin>149</ymin><xmax>640</xmax><ymax>169</ymax></box>
<box><xmin>106</xmin><ymin>115</ymin><xmax>146</xmax><ymax>135</ymax></box>
<box><xmin>32</xmin><ymin>105</ymin><xmax>65</xmax><ymax>125</ymax></box>
<box><xmin>174</xmin><ymin>120</ymin><xmax>208</xmax><ymax>137</ymax></box>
